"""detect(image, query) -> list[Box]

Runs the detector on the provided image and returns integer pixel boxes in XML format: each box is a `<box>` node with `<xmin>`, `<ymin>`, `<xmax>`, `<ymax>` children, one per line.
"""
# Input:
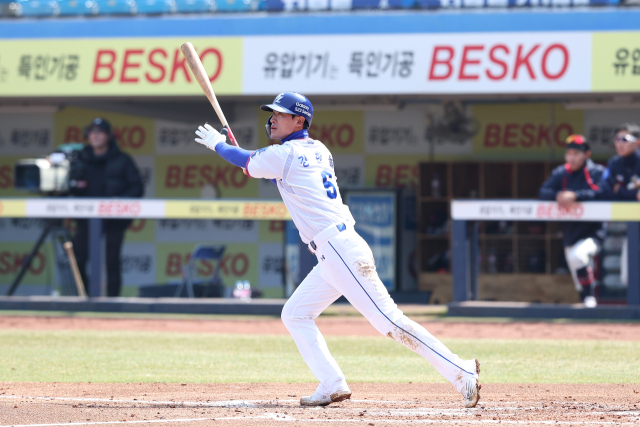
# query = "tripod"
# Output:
<box><xmin>6</xmin><ymin>219</ymin><xmax>83</xmax><ymax>297</ymax></box>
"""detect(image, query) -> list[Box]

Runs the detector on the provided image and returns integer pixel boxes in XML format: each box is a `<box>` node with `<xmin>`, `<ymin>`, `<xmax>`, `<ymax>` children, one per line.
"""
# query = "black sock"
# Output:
<box><xmin>579</xmin><ymin>286</ymin><xmax>592</xmax><ymax>301</ymax></box>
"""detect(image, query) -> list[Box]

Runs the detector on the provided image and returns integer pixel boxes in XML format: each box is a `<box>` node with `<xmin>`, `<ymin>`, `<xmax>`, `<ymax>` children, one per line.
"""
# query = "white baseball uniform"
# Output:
<box><xmin>246</xmin><ymin>136</ymin><xmax>478</xmax><ymax>397</ymax></box>
<box><xmin>564</xmin><ymin>238</ymin><xmax>600</xmax><ymax>291</ymax></box>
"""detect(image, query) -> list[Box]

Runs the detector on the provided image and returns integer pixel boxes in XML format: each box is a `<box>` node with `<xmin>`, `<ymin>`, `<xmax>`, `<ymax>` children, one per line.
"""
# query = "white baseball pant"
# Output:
<box><xmin>281</xmin><ymin>225</ymin><xmax>478</xmax><ymax>396</ymax></box>
<box><xmin>564</xmin><ymin>238</ymin><xmax>600</xmax><ymax>291</ymax></box>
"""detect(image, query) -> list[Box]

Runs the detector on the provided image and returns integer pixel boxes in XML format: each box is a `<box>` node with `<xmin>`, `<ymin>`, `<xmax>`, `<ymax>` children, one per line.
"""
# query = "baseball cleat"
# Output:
<box><xmin>330</xmin><ymin>389</ymin><xmax>352</xmax><ymax>403</ymax></box>
<box><xmin>463</xmin><ymin>359</ymin><xmax>481</xmax><ymax>408</ymax></box>
<box><xmin>300</xmin><ymin>391</ymin><xmax>332</xmax><ymax>407</ymax></box>
<box><xmin>300</xmin><ymin>388</ymin><xmax>351</xmax><ymax>407</ymax></box>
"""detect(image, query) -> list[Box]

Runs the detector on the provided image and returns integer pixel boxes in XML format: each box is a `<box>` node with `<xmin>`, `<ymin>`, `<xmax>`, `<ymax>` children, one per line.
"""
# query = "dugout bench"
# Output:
<box><xmin>450</xmin><ymin>200</ymin><xmax>640</xmax><ymax>305</ymax></box>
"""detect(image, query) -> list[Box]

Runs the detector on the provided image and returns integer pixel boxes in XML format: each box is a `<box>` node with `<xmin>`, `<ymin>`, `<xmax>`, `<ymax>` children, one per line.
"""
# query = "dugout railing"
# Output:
<box><xmin>450</xmin><ymin>200</ymin><xmax>640</xmax><ymax>305</ymax></box>
<box><xmin>0</xmin><ymin>198</ymin><xmax>290</xmax><ymax>297</ymax></box>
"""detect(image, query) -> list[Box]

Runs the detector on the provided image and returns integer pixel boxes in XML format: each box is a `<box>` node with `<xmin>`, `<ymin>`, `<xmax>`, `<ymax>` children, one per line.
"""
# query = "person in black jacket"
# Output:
<box><xmin>601</xmin><ymin>123</ymin><xmax>640</xmax><ymax>287</ymax></box>
<box><xmin>72</xmin><ymin>118</ymin><xmax>144</xmax><ymax>297</ymax></box>
<box><xmin>539</xmin><ymin>134</ymin><xmax>605</xmax><ymax>307</ymax></box>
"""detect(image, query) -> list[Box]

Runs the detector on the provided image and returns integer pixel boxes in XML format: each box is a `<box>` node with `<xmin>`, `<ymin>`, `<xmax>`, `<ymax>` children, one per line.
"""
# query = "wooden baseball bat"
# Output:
<box><xmin>63</xmin><ymin>241</ymin><xmax>87</xmax><ymax>298</ymax></box>
<box><xmin>181</xmin><ymin>42</ymin><xmax>239</xmax><ymax>147</ymax></box>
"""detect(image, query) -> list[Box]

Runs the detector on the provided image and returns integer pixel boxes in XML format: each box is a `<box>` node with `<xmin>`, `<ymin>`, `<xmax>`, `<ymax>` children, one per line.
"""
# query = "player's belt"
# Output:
<box><xmin>308</xmin><ymin>223</ymin><xmax>347</xmax><ymax>254</ymax></box>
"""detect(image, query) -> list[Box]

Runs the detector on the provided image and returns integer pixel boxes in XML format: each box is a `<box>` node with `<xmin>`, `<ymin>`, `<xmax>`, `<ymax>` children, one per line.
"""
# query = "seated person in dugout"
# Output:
<box><xmin>539</xmin><ymin>135</ymin><xmax>605</xmax><ymax>308</ymax></box>
<box><xmin>600</xmin><ymin>123</ymin><xmax>640</xmax><ymax>287</ymax></box>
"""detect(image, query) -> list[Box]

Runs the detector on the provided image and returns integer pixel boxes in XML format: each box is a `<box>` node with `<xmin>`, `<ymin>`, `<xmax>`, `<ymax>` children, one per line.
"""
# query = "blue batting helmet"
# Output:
<box><xmin>261</xmin><ymin>92</ymin><xmax>314</xmax><ymax>138</ymax></box>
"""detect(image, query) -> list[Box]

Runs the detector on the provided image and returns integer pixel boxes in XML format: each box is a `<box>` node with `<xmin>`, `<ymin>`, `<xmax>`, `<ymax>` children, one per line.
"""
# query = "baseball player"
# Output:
<box><xmin>601</xmin><ymin>123</ymin><xmax>640</xmax><ymax>287</ymax></box>
<box><xmin>194</xmin><ymin>92</ymin><xmax>481</xmax><ymax>408</ymax></box>
<box><xmin>539</xmin><ymin>135</ymin><xmax>605</xmax><ymax>307</ymax></box>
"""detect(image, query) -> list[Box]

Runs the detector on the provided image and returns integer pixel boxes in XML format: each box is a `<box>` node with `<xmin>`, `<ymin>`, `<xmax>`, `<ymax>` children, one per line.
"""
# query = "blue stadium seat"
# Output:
<box><xmin>264</xmin><ymin>0</ymin><xmax>294</xmax><ymax>10</ymax></box>
<box><xmin>427</xmin><ymin>0</ymin><xmax>621</xmax><ymax>6</ymax></box>
<box><xmin>266</xmin><ymin>0</ymin><xmax>347</xmax><ymax>10</ymax></box>
<box><xmin>264</xmin><ymin>0</ymin><xmax>284</xmax><ymax>10</ymax></box>
<box><xmin>1</xmin><ymin>2</ymin><xmax>18</xmax><ymax>15</ymax></box>
<box><xmin>174</xmin><ymin>0</ymin><xmax>214</xmax><ymax>13</ymax></box>
<box><xmin>351</xmin><ymin>0</ymin><xmax>406</xmax><ymax>8</ymax></box>
<box><xmin>94</xmin><ymin>0</ymin><xmax>135</xmax><ymax>14</ymax></box>
<box><xmin>134</xmin><ymin>0</ymin><xmax>175</xmax><ymax>13</ymax></box>
<box><xmin>2</xmin><ymin>0</ymin><xmax>622</xmax><ymax>19</ymax></box>
<box><xmin>12</xmin><ymin>0</ymin><xmax>58</xmax><ymax>16</ymax></box>
<box><xmin>214</xmin><ymin>0</ymin><xmax>261</xmax><ymax>12</ymax></box>
<box><xmin>57</xmin><ymin>0</ymin><xmax>98</xmax><ymax>15</ymax></box>
<box><xmin>415</xmin><ymin>0</ymin><xmax>442</xmax><ymax>7</ymax></box>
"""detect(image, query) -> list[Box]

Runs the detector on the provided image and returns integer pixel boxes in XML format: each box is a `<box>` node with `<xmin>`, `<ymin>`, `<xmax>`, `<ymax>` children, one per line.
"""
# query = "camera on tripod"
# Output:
<box><xmin>14</xmin><ymin>143</ymin><xmax>88</xmax><ymax>194</ymax></box>
<box><xmin>8</xmin><ymin>142</ymin><xmax>89</xmax><ymax>297</ymax></box>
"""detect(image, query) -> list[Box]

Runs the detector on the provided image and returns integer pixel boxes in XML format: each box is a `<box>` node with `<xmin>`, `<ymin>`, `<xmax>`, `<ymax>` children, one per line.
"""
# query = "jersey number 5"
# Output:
<box><xmin>321</xmin><ymin>171</ymin><xmax>337</xmax><ymax>199</ymax></box>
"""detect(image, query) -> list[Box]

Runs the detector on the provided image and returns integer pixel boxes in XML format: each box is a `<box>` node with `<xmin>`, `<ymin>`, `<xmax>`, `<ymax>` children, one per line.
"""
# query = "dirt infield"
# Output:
<box><xmin>1</xmin><ymin>382</ymin><xmax>639</xmax><ymax>427</ymax></box>
<box><xmin>1</xmin><ymin>315</ymin><xmax>639</xmax><ymax>426</ymax></box>
<box><xmin>0</xmin><ymin>315</ymin><xmax>639</xmax><ymax>341</ymax></box>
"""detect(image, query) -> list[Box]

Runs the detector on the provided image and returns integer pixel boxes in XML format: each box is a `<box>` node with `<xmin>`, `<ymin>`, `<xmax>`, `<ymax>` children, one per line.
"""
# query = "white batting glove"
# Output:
<box><xmin>195</xmin><ymin>123</ymin><xmax>226</xmax><ymax>152</ymax></box>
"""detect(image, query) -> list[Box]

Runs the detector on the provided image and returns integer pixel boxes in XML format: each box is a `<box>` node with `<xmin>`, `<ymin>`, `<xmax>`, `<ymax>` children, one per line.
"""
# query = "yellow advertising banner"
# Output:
<box><xmin>0</xmin><ymin>156</ymin><xmax>25</xmax><ymax>198</ymax></box>
<box><xmin>155</xmin><ymin>242</ymin><xmax>258</xmax><ymax>287</ymax></box>
<box><xmin>611</xmin><ymin>203</ymin><xmax>640</xmax><ymax>221</ymax></box>
<box><xmin>472</xmin><ymin>103</ymin><xmax>584</xmax><ymax>158</ymax></box>
<box><xmin>308</xmin><ymin>111</ymin><xmax>365</xmax><ymax>155</ymax></box>
<box><xmin>592</xmin><ymin>32</ymin><xmax>640</xmax><ymax>92</ymax></box>
<box><xmin>257</xmin><ymin>110</ymin><xmax>365</xmax><ymax>155</ymax></box>
<box><xmin>0</xmin><ymin>199</ymin><xmax>26</xmax><ymax>217</ymax></box>
<box><xmin>0</xmin><ymin>37</ymin><xmax>242</xmax><ymax>97</ymax></box>
<box><xmin>259</xmin><ymin>220</ymin><xmax>285</xmax><ymax>242</ymax></box>
<box><xmin>165</xmin><ymin>200</ymin><xmax>290</xmax><ymax>220</ymax></box>
<box><xmin>155</xmin><ymin>155</ymin><xmax>258</xmax><ymax>199</ymax></box>
<box><xmin>124</xmin><ymin>219</ymin><xmax>156</xmax><ymax>243</ymax></box>
<box><xmin>55</xmin><ymin>106</ymin><xmax>155</xmax><ymax>155</ymax></box>
<box><xmin>0</xmin><ymin>242</ymin><xmax>54</xmax><ymax>285</ymax></box>
<box><xmin>365</xmin><ymin>154</ymin><xmax>431</xmax><ymax>189</ymax></box>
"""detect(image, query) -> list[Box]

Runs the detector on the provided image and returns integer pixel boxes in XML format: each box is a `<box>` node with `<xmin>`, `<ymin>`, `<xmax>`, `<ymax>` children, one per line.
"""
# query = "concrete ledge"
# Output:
<box><xmin>5</xmin><ymin>297</ymin><xmax>638</xmax><ymax>320</ymax></box>
<box><xmin>448</xmin><ymin>301</ymin><xmax>640</xmax><ymax>320</ymax></box>
<box><xmin>0</xmin><ymin>296</ymin><xmax>286</xmax><ymax>315</ymax></box>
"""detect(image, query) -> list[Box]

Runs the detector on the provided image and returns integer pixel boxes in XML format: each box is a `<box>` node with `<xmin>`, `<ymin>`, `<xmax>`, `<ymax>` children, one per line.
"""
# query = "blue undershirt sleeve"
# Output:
<box><xmin>215</xmin><ymin>143</ymin><xmax>277</xmax><ymax>186</ymax></box>
<box><xmin>215</xmin><ymin>142</ymin><xmax>253</xmax><ymax>169</ymax></box>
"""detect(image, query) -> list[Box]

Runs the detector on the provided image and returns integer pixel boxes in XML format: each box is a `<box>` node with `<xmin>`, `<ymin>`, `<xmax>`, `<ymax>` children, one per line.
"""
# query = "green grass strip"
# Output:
<box><xmin>0</xmin><ymin>329</ymin><xmax>637</xmax><ymax>384</ymax></box>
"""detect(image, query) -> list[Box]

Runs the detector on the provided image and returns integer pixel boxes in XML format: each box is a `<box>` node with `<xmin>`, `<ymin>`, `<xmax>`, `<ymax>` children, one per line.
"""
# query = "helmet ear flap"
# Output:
<box><xmin>264</xmin><ymin>115</ymin><xmax>273</xmax><ymax>139</ymax></box>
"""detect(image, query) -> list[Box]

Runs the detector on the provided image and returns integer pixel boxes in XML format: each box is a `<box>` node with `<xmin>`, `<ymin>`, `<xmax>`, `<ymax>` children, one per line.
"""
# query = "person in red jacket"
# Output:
<box><xmin>539</xmin><ymin>135</ymin><xmax>605</xmax><ymax>307</ymax></box>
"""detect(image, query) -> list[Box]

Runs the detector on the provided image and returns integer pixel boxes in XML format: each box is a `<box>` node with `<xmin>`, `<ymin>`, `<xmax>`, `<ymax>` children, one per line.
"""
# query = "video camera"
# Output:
<box><xmin>14</xmin><ymin>143</ymin><xmax>88</xmax><ymax>194</ymax></box>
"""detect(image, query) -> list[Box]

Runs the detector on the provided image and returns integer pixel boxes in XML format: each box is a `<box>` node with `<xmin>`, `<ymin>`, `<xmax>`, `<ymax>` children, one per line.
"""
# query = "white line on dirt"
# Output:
<box><xmin>0</xmin><ymin>396</ymin><xmax>258</xmax><ymax>408</ymax></box>
<box><xmin>3</xmin><ymin>395</ymin><xmax>639</xmax><ymax>416</ymax></box>
<box><xmin>1</xmin><ymin>396</ymin><xmax>410</xmax><ymax>407</ymax></box>
<box><xmin>1</xmin><ymin>396</ymin><xmax>584</xmax><ymax>408</ymax></box>
<box><xmin>0</xmin><ymin>395</ymin><xmax>539</xmax><ymax>410</ymax></box>
<box><xmin>1</xmin><ymin>416</ymin><xmax>639</xmax><ymax>427</ymax></box>
<box><xmin>3</xmin><ymin>395</ymin><xmax>639</xmax><ymax>427</ymax></box>
<box><xmin>0</xmin><ymin>395</ymin><xmax>546</xmax><ymax>413</ymax></box>
<box><xmin>0</xmin><ymin>415</ymin><xmax>262</xmax><ymax>427</ymax></box>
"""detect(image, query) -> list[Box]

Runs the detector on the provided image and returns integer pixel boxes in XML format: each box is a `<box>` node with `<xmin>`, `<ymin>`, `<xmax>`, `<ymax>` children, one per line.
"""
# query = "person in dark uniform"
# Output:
<box><xmin>539</xmin><ymin>135</ymin><xmax>605</xmax><ymax>307</ymax></box>
<box><xmin>601</xmin><ymin>123</ymin><xmax>640</xmax><ymax>286</ymax></box>
<box><xmin>72</xmin><ymin>118</ymin><xmax>144</xmax><ymax>297</ymax></box>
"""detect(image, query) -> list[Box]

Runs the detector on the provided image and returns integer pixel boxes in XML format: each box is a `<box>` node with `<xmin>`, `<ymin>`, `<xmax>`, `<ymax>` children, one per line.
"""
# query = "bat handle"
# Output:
<box><xmin>221</xmin><ymin>125</ymin><xmax>239</xmax><ymax>147</ymax></box>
